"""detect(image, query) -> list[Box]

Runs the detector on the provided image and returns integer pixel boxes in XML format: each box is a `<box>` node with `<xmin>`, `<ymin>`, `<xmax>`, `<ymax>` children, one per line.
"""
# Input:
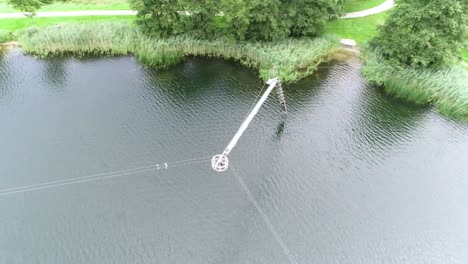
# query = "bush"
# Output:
<box><xmin>288</xmin><ymin>0</ymin><xmax>345</xmax><ymax>38</ymax></box>
<box><xmin>7</xmin><ymin>0</ymin><xmax>54</xmax><ymax>13</ymax></box>
<box><xmin>132</xmin><ymin>0</ymin><xmax>345</xmax><ymax>41</ymax></box>
<box><xmin>370</xmin><ymin>0</ymin><xmax>467</xmax><ymax>68</ymax></box>
<box><xmin>132</xmin><ymin>0</ymin><xmax>187</xmax><ymax>38</ymax></box>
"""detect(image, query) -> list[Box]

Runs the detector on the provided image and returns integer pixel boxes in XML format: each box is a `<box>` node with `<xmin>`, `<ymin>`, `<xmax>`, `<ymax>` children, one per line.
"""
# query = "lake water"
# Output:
<box><xmin>1</xmin><ymin>49</ymin><xmax>468</xmax><ymax>264</ymax></box>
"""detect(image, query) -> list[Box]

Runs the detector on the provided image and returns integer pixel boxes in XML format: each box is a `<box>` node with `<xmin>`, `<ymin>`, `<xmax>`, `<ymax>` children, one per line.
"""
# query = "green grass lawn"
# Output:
<box><xmin>0</xmin><ymin>0</ymin><xmax>130</xmax><ymax>13</ymax></box>
<box><xmin>343</xmin><ymin>0</ymin><xmax>387</xmax><ymax>13</ymax></box>
<box><xmin>325</xmin><ymin>12</ymin><xmax>388</xmax><ymax>44</ymax></box>
<box><xmin>462</xmin><ymin>50</ymin><xmax>468</xmax><ymax>63</ymax></box>
<box><xmin>0</xmin><ymin>15</ymin><xmax>134</xmax><ymax>31</ymax></box>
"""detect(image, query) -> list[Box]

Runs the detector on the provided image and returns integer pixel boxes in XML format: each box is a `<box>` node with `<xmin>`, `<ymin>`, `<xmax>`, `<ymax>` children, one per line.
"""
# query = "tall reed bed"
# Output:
<box><xmin>362</xmin><ymin>51</ymin><xmax>468</xmax><ymax>120</ymax></box>
<box><xmin>0</xmin><ymin>30</ymin><xmax>13</xmax><ymax>43</ymax></box>
<box><xmin>18</xmin><ymin>21</ymin><xmax>340</xmax><ymax>82</ymax></box>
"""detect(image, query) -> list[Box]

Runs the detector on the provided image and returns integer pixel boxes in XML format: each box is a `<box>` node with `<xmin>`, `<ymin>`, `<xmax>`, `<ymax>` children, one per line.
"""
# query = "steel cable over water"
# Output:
<box><xmin>231</xmin><ymin>165</ymin><xmax>299</xmax><ymax>264</ymax></box>
<box><xmin>0</xmin><ymin>156</ymin><xmax>212</xmax><ymax>197</ymax></box>
<box><xmin>1</xmin><ymin>155</ymin><xmax>300</xmax><ymax>263</ymax></box>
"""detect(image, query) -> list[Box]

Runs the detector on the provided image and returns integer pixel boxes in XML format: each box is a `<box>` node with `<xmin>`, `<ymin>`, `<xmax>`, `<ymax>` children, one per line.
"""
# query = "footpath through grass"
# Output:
<box><xmin>343</xmin><ymin>0</ymin><xmax>387</xmax><ymax>13</ymax></box>
<box><xmin>0</xmin><ymin>0</ymin><xmax>130</xmax><ymax>13</ymax></box>
<box><xmin>325</xmin><ymin>12</ymin><xmax>388</xmax><ymax>44</ymax></box>
<box><xmin>0</xmin><ymin>15</ymin><xmax>134</xmax><ymax>31</ymax></box>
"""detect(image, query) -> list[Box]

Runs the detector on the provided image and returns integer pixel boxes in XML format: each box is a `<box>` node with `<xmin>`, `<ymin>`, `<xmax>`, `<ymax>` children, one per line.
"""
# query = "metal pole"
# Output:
<box><xmin>212</xmin><ymin>78</ymin><xmax>279</xmax><ymax>172</ymax></box>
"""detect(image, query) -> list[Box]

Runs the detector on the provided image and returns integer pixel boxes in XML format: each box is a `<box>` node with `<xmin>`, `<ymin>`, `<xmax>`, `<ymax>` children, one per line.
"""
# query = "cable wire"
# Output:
<box><xmin>231</xmin><ymin>165</ymin><xmax>299</xmax><ymax>264</ymax></box>
<box><xmin>0</xmin><ymin>156</ymin><xmax>211</xmax><ymax>197</ymax></box>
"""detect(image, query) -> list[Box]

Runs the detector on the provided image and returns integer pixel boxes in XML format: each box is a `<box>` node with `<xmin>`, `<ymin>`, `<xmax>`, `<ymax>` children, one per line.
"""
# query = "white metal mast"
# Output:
<box><xmin>212</xmin><ymin>78</ymin><xmax>285</xmax><ymax>172</ymax></box>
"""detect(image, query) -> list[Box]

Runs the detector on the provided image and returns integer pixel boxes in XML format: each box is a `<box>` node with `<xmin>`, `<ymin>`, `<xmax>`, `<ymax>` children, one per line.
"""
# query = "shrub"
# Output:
<box><xmin>370</xmin><ymin>0</ymin><xmax>467</xmax><ymax>68</ymax></box>
<box><xmin>7</xmin><ymin>0</ymin><xmax>54</xmax><ymax>13</ymax></box>
<box><xmin>132</xmin><ymin>0</ymin><xmax>345</xmax><ymax>41</ymax></box>
<box><xmin>132</xmin><ymin>0</ymin><xmax>187</xmax><ymax>38</ymax></box>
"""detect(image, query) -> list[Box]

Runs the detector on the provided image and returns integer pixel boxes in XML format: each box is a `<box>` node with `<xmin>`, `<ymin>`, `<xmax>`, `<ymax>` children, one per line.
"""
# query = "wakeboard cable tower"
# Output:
<box><xmin>212</xmin><ymin>77</ymin><xmax>287</xmax><ymax>172</ymax></box>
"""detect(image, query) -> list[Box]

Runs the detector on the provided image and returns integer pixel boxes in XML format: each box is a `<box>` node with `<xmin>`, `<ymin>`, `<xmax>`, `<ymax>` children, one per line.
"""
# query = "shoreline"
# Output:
<box><xmin>16</xmin><ymin>21</ymin><xmax>343</xmax><ymax>83</ymax></box>
<box><xmin>3</xmin><ymin>21</ymin><xmax>466</xmax><ymax>121</ymax></box>
<box><xmin>362</xmin><ymin>51</ymin><xmax>468</xmax><ymax>121</ymax></box>
<box><xmin>0</xmin><ymin>40</ymin><xmax>19</xmax><ymax>47</ymax></box>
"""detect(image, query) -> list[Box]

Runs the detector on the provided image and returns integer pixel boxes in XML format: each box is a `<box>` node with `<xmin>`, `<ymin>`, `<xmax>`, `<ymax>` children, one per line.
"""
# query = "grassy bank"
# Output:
<box><xmin>343</xmin><ymin>0</ymin><xmax>387</xmax><ymax>12</ymax></box>
<box><xmin>17</xmin><ymin>21</ymin><xmax>340</xmax><ymax>82</ymax></box>
<box><xmin>0</xmin><ymin>0</ymin><xmax>130</xmax><ymax>13</ymax></box>
<box><xmin>362</xmin><ymin>51</ymin><xmax>468</xmax><ymax>120</ymax></box>
<box><xmin>0</xmin><ymin>29</ymin><xmax>12</xmax><ymax>42</ymax></box>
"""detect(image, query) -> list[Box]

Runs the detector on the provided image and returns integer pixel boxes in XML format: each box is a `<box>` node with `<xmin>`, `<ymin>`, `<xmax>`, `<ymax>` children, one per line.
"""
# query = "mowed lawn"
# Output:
<box><xmin>0</xmin><ymin>16</ymin><xmax>135</xmax><ymax>31</ymax></box>
<box><xmin>325</xmin><ymin>12</ymin><xmax>388</xmax><ymax>44</ymax></box>
<box><xmin>0</xmin><ymin>0</ymin><xmax>130</xmax><ymax>13</ymax></box>
<box><xmin>1</xmin><ymin>0</ymin><xmax>386</xmax><ymax>13</ymax></box>
<box><xmin>462</xmin><ymin>50</ymin><xmax>468</xmax><ymax>63</ymax></box>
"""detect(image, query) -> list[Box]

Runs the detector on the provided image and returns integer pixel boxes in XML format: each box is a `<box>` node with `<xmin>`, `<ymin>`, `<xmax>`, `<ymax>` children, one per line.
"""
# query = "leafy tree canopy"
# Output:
<box><xmin>371</xmin><ymin>0</ymin><xmax>468</xmax><ymax>68</ymax></box>
<box><xmin>132</xmin><ymin>0</ymin><xmax>345</xmax><ymax>41</ymax></box>
<box><xmin>8</xmin><ymin>0</ymin><xmax>54</xmax><ymax>13</ymax></box>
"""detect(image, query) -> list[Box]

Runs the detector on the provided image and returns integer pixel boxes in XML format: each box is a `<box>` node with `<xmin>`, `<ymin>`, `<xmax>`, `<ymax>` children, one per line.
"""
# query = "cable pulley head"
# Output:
<box><xmin>211</xmin><ymin>154</ymin><xmax>229</xmax><ymax>172</ymax></box>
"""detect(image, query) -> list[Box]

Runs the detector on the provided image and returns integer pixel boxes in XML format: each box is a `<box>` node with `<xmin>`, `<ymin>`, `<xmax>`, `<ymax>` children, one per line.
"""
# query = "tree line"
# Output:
<box><xmin>7</xmin><ymin>0</ymin><xmax>55</xmax><ymax>13</ymax></box>
<box><xmin>131</xmin><ymin>0</ymin><xmax>345</xmax><ymax>41</ymax></box>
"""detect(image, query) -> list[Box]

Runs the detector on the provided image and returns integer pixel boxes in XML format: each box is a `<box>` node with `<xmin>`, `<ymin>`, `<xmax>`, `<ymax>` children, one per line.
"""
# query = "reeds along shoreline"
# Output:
<box><xmin>17</xmin><ymin>21</ymin><xmax>340</xmax><ymax>83</ymax></box>
<box><xmin>17</xmin><ymin>21</ymin><xmax>468</xmax><ymax>120</ymax></box>
<box><xmin>0</xmin><ymin>30</ymin><xmax>13</xmax><ymax>43</ymax></box>
<box><xmin>362</xmin><ymin>51</ymin><xmax>468</xmax><ymax>120</ymax></box>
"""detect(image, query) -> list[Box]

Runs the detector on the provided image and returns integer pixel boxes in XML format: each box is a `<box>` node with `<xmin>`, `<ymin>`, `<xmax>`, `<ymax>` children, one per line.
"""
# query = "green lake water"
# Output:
<box><xmin>1</xmin><ymin>50</ymin><xmax>468</xmax><ymax>263</ymax></box>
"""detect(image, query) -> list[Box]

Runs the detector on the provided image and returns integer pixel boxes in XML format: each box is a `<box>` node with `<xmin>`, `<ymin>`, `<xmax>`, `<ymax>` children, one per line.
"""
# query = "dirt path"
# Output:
<box><xmin>0</xmin><ymin>1</ymin><xmax>393</xmax><ymax>19</ymax></box>
<box><xmin>343</xmin><ymin>0</ymin><xmax>394</xmax><ymax>19</ymax></box>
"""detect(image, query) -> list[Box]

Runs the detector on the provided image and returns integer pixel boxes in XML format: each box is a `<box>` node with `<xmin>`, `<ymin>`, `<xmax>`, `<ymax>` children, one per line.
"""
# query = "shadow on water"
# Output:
<box><xmin>141</xmin><ymin>58</ymin><xmax>261</xmax><ymax>102</ymax></box>
<box><xmin>245</xmin><ymin>58</ymin><xmax>431</xmax><ymax>210</ymax></box>
<box><xmin>40</xmin><ymin>58</ymin><xmax>70</xmax><ymax>90</ymax></box>
<box><xmin>137</xmin><ymin>57</ymin><xmax>269</xmax><ymax>139</ymax></box>
<box><xmin>0</xmin><ymin>50</ymin><xmax>13</xmax><ymax>102</ymax></box>
<box><xmin>281</xmin><ymin>65</ymin><xmax>335</xmax><ymax>111</ymax></box>
<box><xmin>346</xmin><ymin>83</ymin><xmax>428</xmax><ymax>165</ymax></box>
<box><xmin>273</xmin><ymin>119</ymin><xmax>286</xmax><ymax>140</ymax></box>
<box><xmin>314</xmin><ymin>59</ymin><xmax>430</xmax><ymax>167</ymax></box>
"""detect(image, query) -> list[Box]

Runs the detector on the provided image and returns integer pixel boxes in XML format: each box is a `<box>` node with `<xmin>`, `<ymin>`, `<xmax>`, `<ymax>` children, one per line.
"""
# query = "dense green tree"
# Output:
<box><xmin>371</xmin><ymin>0</ymin><xmax>467</xmax><ymax>68</ymax></box>
<box><xmin>221</xmin><ymin>0</ymin><xmax>250</xmax><ymax>40</ymax></box>
<box><xmin>132</xmin><ymin>0</ymin><xmax>345</xmax><ymax>41</ymax></box>
<box><xmin>225</xmin><ymin>0</ymin><xmax>344</xmax><ymax>40</ymax></box>
<box><xmin>187</xmin><ymin>0</ymin><xmax>220</xmax><ymax>37</ymax></box>
<box><xmin>132</xmin><ymin>0</ymin><xmax>187</xmax><ymax>37</ymax></box>
<box><xmin>8</xmin><ymin>0</ymin><xmax>54</xmax><ymax>13</ymax></box>
<box><xmin>288</xmin><ymin>0</ymin><xmax>345</xmax><ymax>37</ymax></box>
<box><xmin>243</xmin><ymin>0</ymin><xmax>290</xmax><ymax>41</ymax></box>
